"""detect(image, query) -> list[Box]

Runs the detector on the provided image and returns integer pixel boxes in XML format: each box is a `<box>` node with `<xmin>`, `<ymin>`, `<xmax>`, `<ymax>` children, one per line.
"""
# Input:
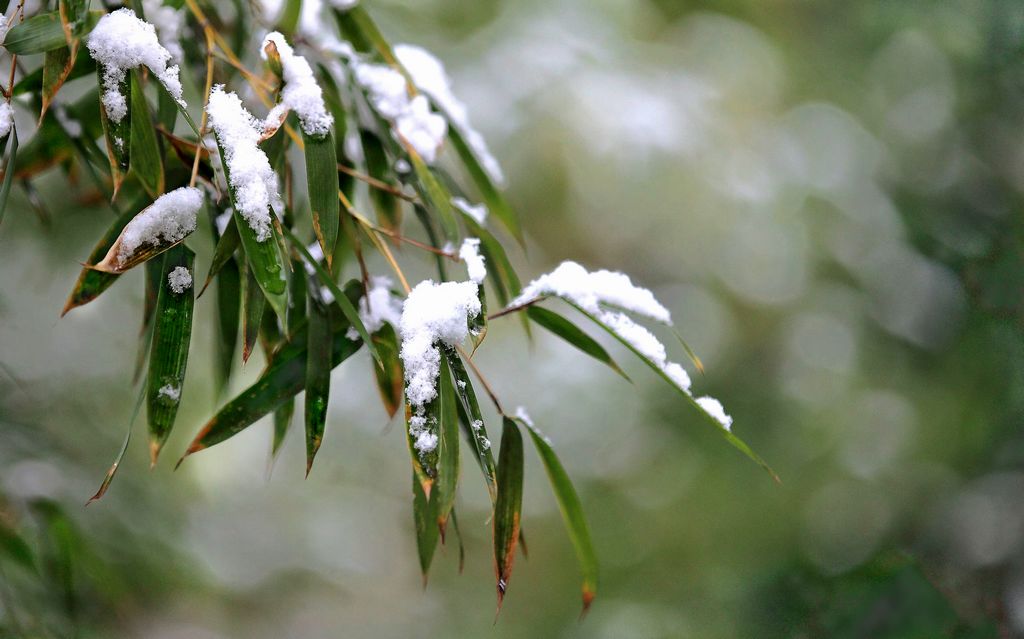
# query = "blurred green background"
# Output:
<box><xmin>3</xmin><ymin>0</ymin><xmax>1024</xmax><ymax>636</ymax></box>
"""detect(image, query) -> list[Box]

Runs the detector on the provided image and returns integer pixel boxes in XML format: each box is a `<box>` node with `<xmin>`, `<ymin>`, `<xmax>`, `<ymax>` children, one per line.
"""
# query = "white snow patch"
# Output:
<box><xmin>141</xmin><ymin>0</ymin><xmax>184</xmax><ymax>63</ymax></box>
<box><xmin>354</xmin><ymin>62</ymin><xmax>447</xmax><ymax>162</ymax></box>
<box><xmin>158</xmin><ymin>383</ymin><xmax>181</xmax><ymax>401</ymax></box>
<box><xmin>167</xmin><ymin>266</ymin><xmax>193</xmax><ymax>294</ymax></box>
<box><xmin>695</xmin><ymin>396</ymin><xmax>732</xmax><ymax>431</ymax></box>
<box><xmin>452</xmin><ymin>197</ymin><xmax>487</xmax><ymax>224</ymax></box>
<box><xmin>399</xmin><ymin>280</ymin><xmax>481</xmax><ymax>410</ymax></box>
<box><xmin>205</xmin><ymin>86</ymin><xmax>281</xmax><ymax>241</ymax></box>
<box><xmin>345</xmin><ymin>276</ymin><xmax>403</xmax><ymax>339</ymax></box>
<box><xmin>329</xmin><ymin>0</ymin><xmax>358</xmax><ymax>8</ymax></box>
<box><xmin>117</xmin><ymin>186</ymin><xmax>202</xmax><ymax>263</ymax></box>
<box><xmin>459</xmin><ymin>238</ymin><xmax>486</xmax><ymax>283</ymax></box>
<box><xmin>0</xmin><ymin>102</ymin><xmax>13</xmax><ymax>139</ymax></box>
<box><xmin>86</xmin><ymin>8</ymin><xmax>185</xmax><ymax>123</ymax></box>
<box><xmin>514</xmin><ymin>406</ymin><xmax>533</xmax><ymax>427</ymax></box>
<box><xmin>261</xmin><ymin>32</ymin><xmax>333</xmax><ymax>137</ymax></box>
<box><xmin>395</xmin><ymin>44</ymin><xmax>505</xmax><ymax>185</ymax></box>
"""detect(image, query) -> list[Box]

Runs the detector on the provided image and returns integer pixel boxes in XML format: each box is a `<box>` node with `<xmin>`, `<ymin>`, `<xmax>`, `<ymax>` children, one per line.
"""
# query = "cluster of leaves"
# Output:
<box><xmin>0</xmin><ymin>0</ymin><xmax>772</xmax><ymax>614</ymax></box>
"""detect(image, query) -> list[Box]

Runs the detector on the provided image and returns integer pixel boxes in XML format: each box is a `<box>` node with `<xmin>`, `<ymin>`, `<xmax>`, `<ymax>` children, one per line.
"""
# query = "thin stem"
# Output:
<box><xmin>456</xmin><ymin>346</ymin><xmax>505</xmax><ymax>415</ymax></box>
<box><xmin>337</xmin><ymin>162</ymin><xmax>418</xmax><ymax>202</ymax></box>
<box><xmin>487</xmin><ymin>297</ymin><xmax>540</xmax><ymax>321</ymax></box>
<box><xmin>339</xmin><ymin>190</ymin><xmax>412</xmax><ymax>293</ymax></box>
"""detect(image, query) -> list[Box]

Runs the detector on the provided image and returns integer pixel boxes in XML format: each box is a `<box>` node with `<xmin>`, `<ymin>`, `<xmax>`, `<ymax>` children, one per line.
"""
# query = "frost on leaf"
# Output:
<box><xmin>354</xmin><ymin>62</ymin><xmax>448</xmax><ymax>162</ymax></box>
<box><xmin>167</xmin><ymin>266</ymin><xmax>193</xmax><ymax>294</ymax></box>
<box><xmin>458</xmin><ymin>238</ymin><xmax>486</xmax><ymax>284</ymax></box>
<box><xmin>261</xmin><ymin>32</ymin><xmax>334</xmax><ymax>137</ymax></box>
<box><xmin>205</xmin><ymin>86</ymin><xmax>282</xmax><ymax>242</ymax></box>
<box><xmin>86</xmin><ymin>8</ymin><xmax>185</xmax><ymax>123</ymax></box>
<box><xmin>95</xmin><ymin>187</ymin><xmax>202</xmax><ymax>273</ymax></box>
<box><xmin>0</xmin><ymin>102</ymin><xmax>13</xmax><ymax>139</ymax></box>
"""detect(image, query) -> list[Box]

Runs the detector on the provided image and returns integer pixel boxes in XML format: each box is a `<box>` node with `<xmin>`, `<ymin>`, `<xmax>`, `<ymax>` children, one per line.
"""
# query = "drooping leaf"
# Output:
<box><xmin>40</xmin><ymin>46</ymin><xmax>74</xmax><ymax>121</ymax></box>
<box><xmin>304</xmin><ymin>129</ymin><xmax>339</xmax><ymax>264</ymax></box>
<box><xmin>411</xmin><ymin>470</ymin><xmax>439</xmax><ymax>581</ymax></box>
<box><xmin>0</xmin><ymin>122</ymin><xmax>17</xmax><ymax>227</ymax></box>
<box><xmin>147</xmin><ymin>244</ymin><xmax>195</xmax><ymax>465</ymax></box>
<box><xmin>87</xmin><ymin>375</ymin><xmax>147</xmax><ymax>504</ymax></box>
<box><xmin>361</xmin><ymin>129</ymin><xmax>401</xmax><ymax>236</ymax></box>
<box><xmin>434</xmin><ymin>350</ymin><xmax>460</xmax><ymax>535</ymax></box>
<box><xmin>91</xmin><ymin>195</ymin><xmax>199</xmax><ymax>274</ymax></box>
<box><xmin>517</xmin><ymin>416</ymin><xmax>598</xmax><ymax>614</ymax></box>
<box><xmin>445</xmin><ymin>349</ymin><xmax>497</xmax><ymax>501</ymax></box>
<box><xmin>211</xmin><ymin>135</ymin><xmax>289</xmax><ymax>323</ymax></box>
<box><xmin>567</xmin><ymin>300</ymin><xmax>779</xmax><ymax>482</ymax></box>
<box><xmin>241</xmin><ymin>262</ymin><xmax>266</xmax><ymax>364</ymax></box>
<box><xmin>406</xmin><ymin>149</ymin><xmax>458</xmax><ymax>242</ymax></box>
<box><xmin>96</xmin><ymin>64</ymin><xmax>129</xmax><ymax>197</ymax></box>
<box><xmin>13</xmin><ymin>47</ymin><xmax>94</xmax><ymax>97</ymax></box>
<box><xmin>128</xmin><ymin>69</ymin><xmax>164</xmax><ymax>197</ymax></box>
<box><xmin>370</xmin><ymin>322</ymin><xmax>403</xmax><ymax>419</ymax></box>
<box><xmin>133</xmin><ymin>258</ymin><xmax>163</xmax><ymax>384</ymax></box>
<box><xmin>447</xmin><ymin>123</ymin><xmax>522</xmax><ymax>244</ymax></box>
<box><xmin>214</xmin><ymin>257</ymin><xmax>240</xmax><ymax>392</ymax></box>
<box><xmin>276</xmin><ymin>0</ymin><xmax>302</xmax><ymax>35</ymax></box>
<box><xmin>462</xmin><ymin>212</ymin><xmax>521</xmax><ymax>309</ymax></box>
<box><xmin>199</xmin><ymin>213</ymin><xmax>240</xmax><ymax>296</ymax></box>
<box><xmin>304</xmin><ymin>289</ymin><xmax>332</xmax><ymax>476</ymax></box>
<box><xmin>0</xmin><ymin>520</ymin><xmax>36</xmax><ymax>571</ymax></box>
<box><xmin>271</xmin><ymin>398</ymin><xmax>294</xmax><ymax>469</ymax></box>
<box><xmin>527</xmin><ymin>306</ymin><xmax>630</xmax><ymax>381</ymax></box>
<box><xmin>2</xmin><ymin>10</ymin><xmax>100</xmax><ymax>55</ymax></box>
<box><xmin>180</xmin><ymin>282</ymin><xmax>365</xmax><ymax>460</ymax></box>
<box><xmin>493</xmin><ymin>417</ymin><xmax>524</xmax><ymax>612</ymax></box>
<box><xmin>61</xmin><ymin>191</ymin><xmax>150</xmax><ymax>315</ymax></box>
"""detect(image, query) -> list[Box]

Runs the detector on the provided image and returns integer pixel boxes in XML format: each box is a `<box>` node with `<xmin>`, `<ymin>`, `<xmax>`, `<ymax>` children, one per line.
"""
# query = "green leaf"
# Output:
<box><xmin>13</xmin><ymin>48</ymin><xmax>94</xmax><ymax>97</ymax></box>
<box><xmin>241</xmin><ymin>261</ymin><xmax>266</xmax><ymax>364</ymax></box>
<box><xmin>0</xmin><ymin>122</ymin><xmax>17</xmax><ymax>227</ymax></box>
<box><xmin>96</xmin><ymin>64</ymin><xmax>130</xmax><ymax>196</ymax></box>
<box><xmin>129</xmin><ymin>69</ymin><xmax>164</xmax><ymax>198</ymax></box>
<box><xmin>282</xmin><ymin>225</ymin><xmax>381</xmax><ymax>367</ymax></box>
<box><xmin>411</xmin><ymin>470</ymin><xmax>439</xmax><ymax>580</ymax></box>
<box><xmin>2</xmin><ymin>10</ymin><xmax>100</xmax><ymax>55</ymax></box>
<box><xmin>447</xmin><ymin>124</ymin><xmax>522</xmax><ymax>244</ymax></box>
<box><xmin>214</xmin><ymin>257</ymin><xmax>240</xmax><ymax>393</ymax></box>
<box><xmin>304</xmin><ymin>130</ymin><xmax>340</xmax><ymax>265</ymax></box>
<box><xmin>568</xmin><ymin>301</ymin><xmax>779</xmax><ymax>482</ymax></box>
<box><xmin>0</xmin><ymin>521</ymin><xmax>36</xmax><ymax>571</ymax></box>
<box><xmin>276</xmin><ymin>0</ymin><xmax>302</xmax><ymax>34</ymax></box>
<box><xmin>133</xmin><ymin>258</ymin><xmax>163</xmax><ymax>384</ymax></box>
<box><xmin>93</xmin><ymin>193</ymin><xmax>201</xmax><ymax>274</ymax></box>
<box><xmin>87</xmin><ymin>374</ymin><xmax>147</xmax><ymax>504</ymax></box>
<box><xmin>61</xmin><ymin>191</ymin><xmax>150</xmax><ymax>315</ymax></box>
<box><xmin>199</xmin><ymin>212</ymin><xmax>240</xmax><ymax>296</ymax></box>
<box><xmin>180</xmin><ymin>282</ymin><xmax>365</xmax><ymax>460</ymax></box>
<box><xmin>342</xmin><ymin>5</ymin><xmax>399</xmax><ymax>64</ymax></box>
<box><xmin>304</xmin><ymin>290</ymin><xmax>332</xmax><ymax>476</ymax></box>
<box><xmin>434</xmin><ymin>351</ymin><xmax>460</xmax><ymax>534</ymax></box>
<box><xmin>407</xmin><ymin>150</ymin><xmax>458</xmax><ymax>242</ymax></box>
<box><xmin>462</xmin><ymin>213</ymin><xmax>521</xmax><ymax>308</ymax></box>
<box><xmin>527</xmin><ymin>306</ymin><xmax>630</xmax><ymax>381</ymax></box>
<box><xmin>518</xmin><ymin>416</ymin><xmax>598</xmax><ymax>614</ymax></box>
<box><xmin>493</xmin><ymin>417</ymin><xmax>524</xmax><ymax>612</ymax></box>
<box><xmin>370</xmin><ymin>322</ymin><xmax>403</xmax><ymax>419</ymax></box>
<box><xmin>40</xmin><ymin>46</ymin><xmax>73</xmax><ymax>121</ymax></box>
<box><xmin>271</xmin><ymin>399</ymin><xmax>294</xmax><ymax>469</ymax></box>
<box><xmin>445</xmin><ymin>349</ymin><xmax>497</xmax><ymax>501</ymax></box>
<box><xmin>361</xmin><ymin>129</ymin><xmax>401</xmax><ymax>235</ymax></box>
<box><xmin>147</xmin><ymin>244</ymin><xmax>195</xmax><ymax>465</ymax></box>
<box><xmin>211</xmin><ymin>135</ymin><xmax>289</xmax><ymax>323</ymax></box>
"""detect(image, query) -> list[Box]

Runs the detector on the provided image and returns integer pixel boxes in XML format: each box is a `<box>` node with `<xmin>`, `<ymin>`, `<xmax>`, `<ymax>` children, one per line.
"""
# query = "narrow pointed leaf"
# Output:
<box><xmin>304</xmin><ymin>130</ymin><xmax>339</xmax><ymax>263</ymax></box>
<box><xmin>2</xmin><ymin>10</ymin><xmax>100</xmax><ymax>55</ymax></box>
<box><xmin>406</xmin><ymin>149</ymin><xmax>458</xmax><ymax>242</ymax></box>
<box><xmin>87</xmin><ymin>377</ymin><xmax>146</xmax><ymax>504</ymax></box>
<box><xmin>568</xmin><ymin>301</ymin><xmax>778</xmax><ymax>482</ymax></box>
<box><xmin>447</xmin><ymin>124</ymin><xmax>522</xmax><ymax>243</ymax></box>
<box><xmin>133</xmin><ymin>259</ymin><xmax>163</xmax><ymax>384</ymax></box>
<box><xmin>40</xmin><ymin>46</ymin><xmax>74</xmax><ymax>121</ymax></box>
<box><xmin>412</xmin><ymin>470</ymin><xmax>439</xmax><ymax>579</ymax></box>
<box><xmin>304</xmin><ymin>291</ymin><xmax>331</xmax><ymax>476</ymax></box>
<box><xmin>146</xmin><ymin>244</ymin><xmax>194</xmax><ymax>465</ymax></box>
<box><xmin>493</xmin><ymin>417</ymin><xmax>524</xmax><ymax>611</ymax></box>
<box><xmin>445</xmin><ymin>350</ymin><xmax>496</xmax><ymax>501</ymax></box>
<box><xmin>200</xmin><ymin>214</ymin><xmax>240</xmax><ymax>295</ymax></box>
<box><xmin>0</xmin><ymin>521</ymin><xmax>36</xmax><ymax>571</ymax></box>
<box><xmin>241</xmin><ymin>262</ymin><xmax>266</xmax><ymax>363</ymax></box>
<box><xmin>434</xmin><ymin>351</ymin><xmax>460</xmax><ymax>534</ymax></box>
<box><xmin>96</xmin><ymin>64</ymin><xmax>129</xmax><ymax>196</ymax></box>
<box><xmin>527</xmin><ymin>306</ymin><xmax>630</xmax><ymax>381</ymax></box>
<box><xmin>128</xmin><ymin>70</ymin><xmax>164</xmax><ymax>198</ymax></box>
<box><xmin>370</xmin><ymin>323</ymin><xmax>403</xmax><ymax>418</ymax></box>
<box><xmin>214</xmin><ymin>258</ymin><xmax>240</xmax><ymax>392</ymax></box>
<box><xmin>211</xmin><ymin>135</ymin><xmax>289</xmax><ymax>323</ymax></box>
<box><xmin>181</xmin><ymin>282</ymin><xmax>364</xmax><ymax>458</ymax></box>
<box><xmin>271</xmin><ymin>399</ymin><xmax>294</xmax><ymax>467</ymax></box>
<box><xmin>518</xmin><ymin>417</ymin><xmax>598</xmax><ymax>614</ymax></box>
<box><xmin>92</xmin><ymin>196</ymin><xmax>200</xmax><ymax>274</ymax></box>
<box><xmin>0</xmin><ymin>124</ymin><xmax>17</xmax><ymax>227</ymax></box>
<box><xmin>361</xmin><ymin>129</ymin><xmax>401</xmax><ymax>235</ymax></box>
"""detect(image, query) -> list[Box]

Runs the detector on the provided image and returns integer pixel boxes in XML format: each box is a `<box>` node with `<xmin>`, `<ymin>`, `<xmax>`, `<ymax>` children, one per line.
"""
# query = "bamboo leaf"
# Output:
<box><xmin>96</xmin><ymin>64</ymin><xmax>129</xmax><ymax>197</ymax></box>
<box><xmin>92</xmin><ymin>196</ymin><xmax>200</xmax><ymax>274</ymax></box>
<box><xmin>2</xmin><ymin>10</ymin><xmax>100</xmax><ymax>55</ymax></box>
<box><xmin>412</xmin><ymin>470</ymin><xmax>439</xmax><ymax>580</ymax></box>
<box><xmin>128</xmin><ymin>69</ymin><xmax>164</xmax><ymax>198</ymax></box>
<box><xmin>568</xmin><ymin>301</ymin><xmax>779</xmax><ymax>482</ymax></box>
<box><xmin>180</xmin><ymin>282</ymin><xmax>365</xmax><ymax>459</ymax></box>
<box><xmin>0</xmin><ymin>521</ymin><xmax>36</xmax><ymax>571</ymax></box>
<box><xmin>447</xmin><ymin>124</ymin><xmax>522</xmax><ymax>244</ymax></box>
<box><xmin>517</xmin><ymin>417</ymin><xmax>598</xmax><ymax>614</ymax></box>
<box><xmin>13</xmin><ymin>48</ymin><xmax>94</xmax><ymax>97</ymax></box>
<box><xmin>214</xmin><ymin>257</ymin><xmax>240</xmax><ymax>392</ymax></box>
<box><xmin>271</xmin><ymin>399</ymin><xmax>294</xmax><ymax>469</ymax></box>
<box><xmin>304</xmin><ymin>290</ymin><xmax>331</xmax><ymax>476</ymax></box>
<box><xmin>146</xmin><ymin>244</ymin><xmax>195</xmax><ymax>465</ymax></box>
<box><xmin>434</xmin><ymin>350</ymin><xmax>460</xmax><ymax>535</ymax></box>
<box><xmin>493</xmin><ymin>417</ymin><xmax>524</xmax><ymax>612</ymax></box>
<box><xmin>304</xmin><ymin>130</ymin><xmax>340</xmax><ymax>265</ymax></box>
<box><xmin>61</xmin><ymin>191</ymin><xmax>150</xmax><ymax>315</ymax></box>
<box><xmin>283</xmin><ymin>225</ymin><xmax>381</xmax><ymax>366</ymax></box>
<box><xmin>199</xmin><ymin>213</ymin><xmax>240</xmax><ymax>296</ymax></box>
<box><xmin>462</xmin><ymin>213</ymin><xmax>520</xmax><ymax>308</ymax></box>
<box><xmin>0</xmin><ymin>123</ymin><xmax>17</xmax><ymax>227</ymax></box>
<box><xmin>241</xmin><ymin>262</ymin><xmax>266</xmax><ymax>364</ymax></box>
<box><xmin>361</xmin><ymin>129</ymin><xmax>401</xmax><ymax>235</ymax></box>
<box><xmin>445</xmin><ymin>350</ymin><xmax>497</xmax><ymax>502</ymax></box>
<box><xmin>87</xmin><ymin>374</ymin><xmax>147</xmax><ymax>504</ymax></box>
<box><xmin>527</xmin><ymin>306</ymin><xmax>630</xmax><ymax>381</ymax></box>
<box><xmin>370</xmin><ymin>322</ymin><xmax>403</xmax><ymax>419</ymax></box>
<box><xmin>406</xmin><ymin>149</ymin><xmax>458</xmax><ymax>242</ymax></box>
<box><xmin>40</xmin><ymin>46</ymin><xmax>73</xmax><ymax>121</ymax></box>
